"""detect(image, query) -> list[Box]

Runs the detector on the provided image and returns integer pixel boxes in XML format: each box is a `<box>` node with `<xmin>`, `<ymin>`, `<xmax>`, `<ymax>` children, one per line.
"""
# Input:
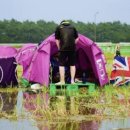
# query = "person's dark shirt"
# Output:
<box><xmin>55</xmin><ymin>23</ymin><xmax>78</xmax><ymax>51</ymax></box>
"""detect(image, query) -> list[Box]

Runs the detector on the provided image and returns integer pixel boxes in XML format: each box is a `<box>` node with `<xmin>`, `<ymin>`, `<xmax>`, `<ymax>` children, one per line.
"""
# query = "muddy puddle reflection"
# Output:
<box><xmin>0</xmin><ymin>90</ymin><xmax>130</xmax><ymax>130</ymax></box>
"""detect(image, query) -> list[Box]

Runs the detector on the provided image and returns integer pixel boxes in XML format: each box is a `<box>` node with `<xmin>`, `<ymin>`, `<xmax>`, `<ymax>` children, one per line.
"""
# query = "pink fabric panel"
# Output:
<box><xmin>0</xmin><ymin>46</ymin><xmax>17</xmax><ymax>58</ymax></box>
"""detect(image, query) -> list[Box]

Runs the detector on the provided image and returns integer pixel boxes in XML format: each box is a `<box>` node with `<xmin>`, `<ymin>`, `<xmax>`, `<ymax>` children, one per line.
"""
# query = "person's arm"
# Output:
<box><xmin>55</xmin><ymin>26</ymin><xmax>60</xmax><ymax>50</ymax></box>
<box><xmin>75</xmin><ymin>37</ymin><xmax>79</xmax><ymax>44</ymax></box>
<box><xmin>56</xmin><ymin>39</ymin><xmax>60</xmax><ymax>50</ymax></box>
<box><xmin>74</xmin><ymin>27</ymin><xmax>78</xmax><ymax>44</ymax></box>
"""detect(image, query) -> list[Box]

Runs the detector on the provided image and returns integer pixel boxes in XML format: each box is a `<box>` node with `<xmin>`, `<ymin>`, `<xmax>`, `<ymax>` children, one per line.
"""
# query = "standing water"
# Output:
<box><xmin>0</xmin><ymin>89</ymin><xmax>130</xmax><ymax>130</ymax></box>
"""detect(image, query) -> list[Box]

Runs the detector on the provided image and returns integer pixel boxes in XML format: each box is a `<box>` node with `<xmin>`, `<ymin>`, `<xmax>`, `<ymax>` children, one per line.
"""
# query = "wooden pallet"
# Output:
<box><xmin>49</xmin><ymin>82</ymin><xmax>96</xmax><ymax>96</ymax></box>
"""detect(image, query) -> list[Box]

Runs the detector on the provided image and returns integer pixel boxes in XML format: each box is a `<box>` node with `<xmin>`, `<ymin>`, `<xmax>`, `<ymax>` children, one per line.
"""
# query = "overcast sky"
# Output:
<box><xmin>0</xmin><ymin>0</ymin><xmax>130</xmax><ymax>24</ymax></box>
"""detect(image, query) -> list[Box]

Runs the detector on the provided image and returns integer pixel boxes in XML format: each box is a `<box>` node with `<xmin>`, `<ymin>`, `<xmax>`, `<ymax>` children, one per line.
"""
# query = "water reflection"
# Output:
<box><xmin>23</xmin><ymin>91</ymin><xmax>49</xmax><ymax>111</ymax></box>
<box><xmin>49</xmin><ymin>93</ymin><xmax>97</xmax><ymax>116</ymax></box>
<box><xmin>23</xmin><ymin>90</ymin><xmax>49</xmax><ymax>121</ymax></box>
<box><xmin>0</xmin><ymin>90</ymin><xmax>130</xmax><ymax>130</ymax></box>
<box><xmin>36</xmin><ymin>120</ymin><xmax>99</xmax><ymax>130</ymax></box>
<box><xmin>0</xmin><ymin>91</ymin><xmax>18</xmax><ymax>114</ymax></box>
<box><xmin>99</xmin><ymin>118</ymin><xmax>130</xmax><ymax>130</ymax></box>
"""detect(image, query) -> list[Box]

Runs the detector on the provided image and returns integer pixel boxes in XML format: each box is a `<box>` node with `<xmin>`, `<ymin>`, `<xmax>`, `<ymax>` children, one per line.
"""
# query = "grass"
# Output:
<box><xmin>1</xmin><ymin>85</ymin><xmax>130</xmax><ymax>122</ymax></box>
<box><xmin>0</xmin><ymin>45</ymin><xmax>130</xmax><ymax>124</ymax></box>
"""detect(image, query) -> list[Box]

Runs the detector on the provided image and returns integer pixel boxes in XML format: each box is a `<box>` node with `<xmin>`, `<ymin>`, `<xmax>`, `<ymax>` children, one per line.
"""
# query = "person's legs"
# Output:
<box><xmin>59</xmin><ymin>66</ymin><xmax>65</xmax><ymax>84</ymax></box>
<box><xmin>55</xmin><ymin>66</ymin><xmax>65</xmax><ymax>85</ymax></box>
<box><xmin>68</xmin><ymin>51</ymin><xmax>76</xmax><ymax>84</ymax></box>
<box><xmin>55</xmin><ymin>52</ymin><xmax>66</xmax><ymax>85</ymax></box>
<box><xmin>70</xmin><ymin>65</ymin><xmax>76</xmax><ymax>84</ymax></box>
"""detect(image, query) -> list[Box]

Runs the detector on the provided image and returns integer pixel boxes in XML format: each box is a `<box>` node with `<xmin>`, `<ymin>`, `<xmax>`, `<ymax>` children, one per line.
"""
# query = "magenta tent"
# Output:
<box><xmin>0</xmin><ymin>46</ymin><xmax>18</xmax><ymax>87</ymax></box>
<box><xmin>16</xmin><ymin>43</ymin><xmax>37</xmax><ymax>78</ymax></box>
<box><xmin>0</xmin><ymin>46</ymin><xmax>17</xmax><ymax>58</ymax></box>
<box><xmin>17</xmin><ymin>34</ymin><xmax>109</xmax><ymax>87</ymax></box>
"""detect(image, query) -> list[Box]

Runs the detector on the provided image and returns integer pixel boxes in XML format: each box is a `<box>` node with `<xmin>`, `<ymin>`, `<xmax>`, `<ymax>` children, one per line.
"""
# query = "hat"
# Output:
<box><xmin>60</xmin><ymin>20</ymin><xmax>70</xmax><ymax>25</ymax></box>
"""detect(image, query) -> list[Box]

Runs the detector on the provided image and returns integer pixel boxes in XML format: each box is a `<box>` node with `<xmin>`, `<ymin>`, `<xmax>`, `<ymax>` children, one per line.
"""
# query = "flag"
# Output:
<box><xmin>110</xmin><ymin>56</ymin><xmax>130</xmax><ymax>86</ymax></box>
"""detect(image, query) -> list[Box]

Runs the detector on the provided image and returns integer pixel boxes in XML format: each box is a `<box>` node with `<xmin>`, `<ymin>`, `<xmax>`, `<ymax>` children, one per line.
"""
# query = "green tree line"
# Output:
<box><xmin>0</xmin><ymin>19</ymin><xmax>130</xmax><ymax>43</ymax></box>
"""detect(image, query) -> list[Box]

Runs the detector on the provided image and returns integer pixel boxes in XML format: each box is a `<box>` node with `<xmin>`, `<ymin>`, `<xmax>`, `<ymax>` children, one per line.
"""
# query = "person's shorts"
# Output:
<box><xmin>59</xmin><ymin>51</ymin><xmax>76</xmax><ymax>66</ymax></box>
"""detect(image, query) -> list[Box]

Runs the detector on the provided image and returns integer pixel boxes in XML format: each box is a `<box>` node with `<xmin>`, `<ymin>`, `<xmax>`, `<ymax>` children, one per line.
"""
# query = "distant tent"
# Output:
<box><xmin>16</xmin><ymin>43</ymin><xmax>50</xmax><ymax>86</ymax></box>
<box><xmin>17</xmin><ymin>34</ymin><xmax>109</xmax><ymax>86</ymax></box>
<box><xmin>16</xmin><ymin>44</ymin><xmax>37</xmax><ymax>80</ymax></box>
<box><xmin>110</xmin><ymin>56</ymin><xmax>130</xmax><ymax>86</ymax></box>
<box><xmin>0</xmin><ymin>46</ymin><xmax>18</xmax><ymax>87</ymax></box>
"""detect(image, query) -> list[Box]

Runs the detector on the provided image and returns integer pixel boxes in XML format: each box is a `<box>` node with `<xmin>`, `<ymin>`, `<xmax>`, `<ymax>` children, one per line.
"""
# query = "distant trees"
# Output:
<box><xmin>0</xmin><ymin>19</ymin><xmax>130</xmax><ymax>43</ymax></box>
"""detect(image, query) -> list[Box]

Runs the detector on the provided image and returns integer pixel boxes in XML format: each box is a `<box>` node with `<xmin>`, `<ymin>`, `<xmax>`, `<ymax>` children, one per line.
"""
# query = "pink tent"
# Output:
<box><xmin>17</xmin><ymin>34</ymin><xmax>109</xmax><ymax>86</ymax></box>
<box><xmin>16</xmin><ymin>44</ymin><xmax>37</xmax><ymax>79</ymax></box>
<box><xmin>0</xmin><ymin>46</ymin><xmax>17</xmax><ymax>58</ymax></box>
<box><xmin>0</xmin><ymin>46</ymin><xmax>18</xmax><ymax>87</ymax></box>
<box><xmin>16</xmin><ymin>42</ymin><xmax>50</xmax><ymax>86</ymax></box>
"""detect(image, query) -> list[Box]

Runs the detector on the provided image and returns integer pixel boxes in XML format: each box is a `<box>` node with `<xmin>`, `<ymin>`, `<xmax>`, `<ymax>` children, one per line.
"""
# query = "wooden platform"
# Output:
<box><xmin>49</xmin><ymin>82</ymin><xmax>96</xmax><ymax>96</ymax></box>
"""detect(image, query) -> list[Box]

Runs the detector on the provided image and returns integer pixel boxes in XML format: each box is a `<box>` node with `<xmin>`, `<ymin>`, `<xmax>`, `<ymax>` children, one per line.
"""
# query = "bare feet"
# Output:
<box><xmin>55</xmin><ymin>82</ymin><xmax>65</xmax><ymax>85</ymax></box>
<box><xmin>71</xmin><ymin>81</ymin><xmax>76</xmax><ymax>84</ymax></box>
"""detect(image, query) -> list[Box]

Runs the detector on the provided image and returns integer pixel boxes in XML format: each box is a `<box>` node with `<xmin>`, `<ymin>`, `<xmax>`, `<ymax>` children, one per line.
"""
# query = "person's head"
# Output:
<box><xmin>60</xmin><ymin>20</ymin><xmax>70</xmax><ymax>25</ymax></box>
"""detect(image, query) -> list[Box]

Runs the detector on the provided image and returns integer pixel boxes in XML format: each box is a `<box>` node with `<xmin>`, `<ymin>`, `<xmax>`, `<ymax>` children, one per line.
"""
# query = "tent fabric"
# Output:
<box><xmin>0</xmin><ymin>46</ymin><xmax>18</xmax><ymax>87</ymax></box>
<box><xmin>0</xmin><ymin>46</ymin><xmax>17</xmax><ymax>58</ymax></box>
<box><xmin>16</xmin><ymin>42</ymin><xmax>51</xmax><ymax>86</ymax></box>
<box><xmin>17</xmin><ymin>34</ymin><xmax>109</xmax><ymax>86</ymax></box>
<box><xmin>16</xmin><ymin>44</ymin><xmax>37</xmax><ymax>65</ymax></box>
<box><xmin>110</xmin><ymin>56</ymin><xmax>130</xmax><ymax>86</ymax></box>
<box><xmin>16</xmin><ymin>44</ymin><xmax>37</xmax><ymax>79</ymax></box>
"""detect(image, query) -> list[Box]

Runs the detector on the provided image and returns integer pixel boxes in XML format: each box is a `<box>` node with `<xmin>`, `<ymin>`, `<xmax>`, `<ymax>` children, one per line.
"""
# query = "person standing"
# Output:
<box><xmin>55</xmin><ymin>20</ymin><xmax>79</xmax><ymax>85</ymax></box>
<box><xmin>115</xmin><ymin>43</ymin><xmax>121</xmax><ymax>57</ymax></box>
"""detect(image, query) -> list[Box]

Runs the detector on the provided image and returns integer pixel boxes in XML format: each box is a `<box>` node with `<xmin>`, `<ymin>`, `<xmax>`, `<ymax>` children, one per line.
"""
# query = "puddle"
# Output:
<box><xmin>0</xmin><ymin>90</ymin><xmax>130</xmax><ymax>130</ymax></box>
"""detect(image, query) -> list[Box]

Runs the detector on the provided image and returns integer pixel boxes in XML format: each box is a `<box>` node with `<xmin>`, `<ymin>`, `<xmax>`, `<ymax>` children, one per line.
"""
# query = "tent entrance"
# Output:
<box><xmin>75</xmin><ymin>48</ymin><xmax>96</xmax><ymax>83</ymax></box>
<box><xmin>50</xmin><ymin>48</ymin><xmax>96</xmax><ymax>84</ymax></box>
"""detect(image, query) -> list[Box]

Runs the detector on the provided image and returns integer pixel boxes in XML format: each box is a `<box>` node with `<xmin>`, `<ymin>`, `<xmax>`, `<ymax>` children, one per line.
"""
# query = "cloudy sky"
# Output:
<box><xmin>0</xmin><ymin>0</ymin><xmax>130</xmax><ymax>24</ymax></box>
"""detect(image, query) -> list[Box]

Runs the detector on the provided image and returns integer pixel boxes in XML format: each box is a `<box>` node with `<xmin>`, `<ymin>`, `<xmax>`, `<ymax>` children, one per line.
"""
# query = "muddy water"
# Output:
<box><xmin>0</xmin><ymin>90</ymin><xmax>130</xmax><ymax>130</ymax></box>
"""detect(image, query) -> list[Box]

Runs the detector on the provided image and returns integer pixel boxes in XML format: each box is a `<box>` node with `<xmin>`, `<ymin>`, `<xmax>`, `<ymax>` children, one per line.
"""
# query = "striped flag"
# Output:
<box><xmin>110</xmin><ymin>56</ymin><xmax>130</xmax><ymax>86</ymax></box>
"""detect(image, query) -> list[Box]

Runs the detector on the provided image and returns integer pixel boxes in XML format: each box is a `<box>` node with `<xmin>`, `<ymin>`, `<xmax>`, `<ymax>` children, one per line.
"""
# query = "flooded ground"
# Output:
<box><xmin>0</xmin><ymin>88</ymin><xmax>130</xmax><ymax>130</ymax></box>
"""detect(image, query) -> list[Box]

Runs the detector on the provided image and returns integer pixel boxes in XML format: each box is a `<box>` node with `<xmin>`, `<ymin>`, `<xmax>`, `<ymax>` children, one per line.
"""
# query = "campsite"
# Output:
<box><xmin>1</xmin><ymin>0</ymin><xmax>130</xmax><ymax>127</ymax></box>
<box><xmin>0</xmin><ymin>33</ymin><xmax>130</xmax><ymax>130</ymax></box>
